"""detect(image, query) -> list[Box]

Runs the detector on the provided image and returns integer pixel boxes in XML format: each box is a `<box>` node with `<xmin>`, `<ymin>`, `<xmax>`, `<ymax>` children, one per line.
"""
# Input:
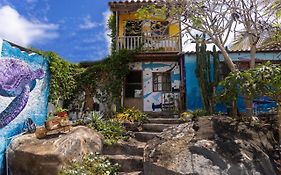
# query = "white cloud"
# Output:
<box><xmin>0</xmin><ymin>5</ymin><xmax>58</xmax><ymax>46</ymax></box>
<box><xmin>79</xmin><ymin>16</ymin><xmax>100</xmax><ymax>29</ymax></box>
<box><xmin>102</xmin><ymin>10</ymin><xmax>112</xmax><ymax>53</ymax></box>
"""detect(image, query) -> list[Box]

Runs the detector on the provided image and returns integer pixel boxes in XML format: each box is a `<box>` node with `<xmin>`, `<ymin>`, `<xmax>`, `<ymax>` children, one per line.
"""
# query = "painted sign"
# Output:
<box><xmin>0</xmin><ymin>40</ymin><xmax>49</xmax><ymax>175</ymax></box>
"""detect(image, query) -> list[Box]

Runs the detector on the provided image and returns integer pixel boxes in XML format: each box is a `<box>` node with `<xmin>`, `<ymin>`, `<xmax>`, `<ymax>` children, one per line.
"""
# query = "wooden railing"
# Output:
<box><xmin>116</xmin><ymin>36</ymin><xmax>180</xmax><ymax>52</ymax></box>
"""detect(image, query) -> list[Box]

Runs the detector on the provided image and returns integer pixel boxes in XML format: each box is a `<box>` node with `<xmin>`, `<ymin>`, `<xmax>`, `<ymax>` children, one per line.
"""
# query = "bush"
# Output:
<box><xmin>59</xmin><ymin>153</ymin><xmax>119</xmax><ymax>175</ymax></box>
<box><xmin>180</xmin><ymin>109</ymin><xmax>208</xmax><ymax>121</ymax></box>
<box><xmin>115</xmin><ymin>108</ymin><xmax>148</xmax><ymax>123</ymax></box>
<box><xmin>90</xmin><ymin>113</ymin><xmax>127</xmax><ymax>146</ymax></box>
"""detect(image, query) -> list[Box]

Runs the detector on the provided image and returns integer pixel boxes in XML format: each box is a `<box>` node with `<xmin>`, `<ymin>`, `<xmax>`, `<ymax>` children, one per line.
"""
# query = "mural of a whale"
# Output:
<box><xmin>0</xmin><ymin>58</ymin><xmax>44</xmax><ymax>129</ymax></box>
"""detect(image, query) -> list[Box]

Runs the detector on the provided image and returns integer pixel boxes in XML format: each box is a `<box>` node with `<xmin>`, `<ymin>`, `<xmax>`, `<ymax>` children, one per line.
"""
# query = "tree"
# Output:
<box><xmin>139</xmin><ymin>0</ymin><xmax>280</xmax><ymax>118</ymax></box>
<box><xmin>231</xmin><ymin>0</ymin><xmax>280</xmax><ymax>68</ymax></box>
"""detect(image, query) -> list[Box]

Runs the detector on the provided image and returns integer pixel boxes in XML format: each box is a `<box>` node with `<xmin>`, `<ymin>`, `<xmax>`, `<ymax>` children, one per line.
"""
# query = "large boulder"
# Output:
<box><xmin>144</xmin><ymin>116</ymin><xmax>279</xmax><ymax>175</ymax></box>
<box><xmin>8</xmin><ymin>126</ymin><xmax>103</xmax><ymax>175</ymax></box>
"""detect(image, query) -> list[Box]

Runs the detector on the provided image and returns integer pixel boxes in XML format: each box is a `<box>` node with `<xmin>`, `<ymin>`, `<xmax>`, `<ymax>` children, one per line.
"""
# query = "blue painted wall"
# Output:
<box><xmin>184</xmin><ymin>51</ymin><xmax>281</xmax><ymax>111</ymax></box>
<box><xmin>0</xmin><ymin>40</ymin><xmax>50</xmax><ymax>175</ymax></box>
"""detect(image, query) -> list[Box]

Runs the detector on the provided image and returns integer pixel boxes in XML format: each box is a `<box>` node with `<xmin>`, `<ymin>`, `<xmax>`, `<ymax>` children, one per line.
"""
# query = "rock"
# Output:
<box><xmin>7</xmin><ymin>126</ymin><xmax>103</xmax><ymax>175</ymax></box>
<box><xmin>144</xmin><ymin>116</ymin><xmax>279</xmax><ymax>175</ymax></box>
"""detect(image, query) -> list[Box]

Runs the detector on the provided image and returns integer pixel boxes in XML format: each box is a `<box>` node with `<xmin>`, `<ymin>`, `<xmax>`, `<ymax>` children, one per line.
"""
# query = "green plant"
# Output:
<box><xmin>56</xmin><ymin>107</ymin><xmax>68</xmax><ymax>113</ymax></box>
<box><xmin>115</xmin><ymin>108</ymin><xmax>148</xmax><ymax>123</ymax></box>
<box><xmin>195</xmin><ymin>36</ymin><xmax>220</xmax><ymax>114</ymax></box>
<box><xmin>90</xmin><ymin>112</ymin><xmax>127</xmax><ymax>146</ymax></box>
<box><xmin>180</xmin><ymin>111</ymin><xmax>193</xmax><ymax>121</ymax></box>
<box><xmin>30</xmin><ymin>49</ymin><xmax>80</xmax><ymax>107</ymax></box>
<box><xmin>59</xmin><ymin>153</ymin><xmax>119</xmax><ymax>175</ymax></box>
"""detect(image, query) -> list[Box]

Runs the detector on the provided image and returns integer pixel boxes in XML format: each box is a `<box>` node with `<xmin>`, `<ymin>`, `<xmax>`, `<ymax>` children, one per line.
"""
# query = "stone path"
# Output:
<box><xmin>103</xmin><ymin>112</ymin><xmax>183</xmax><ymax>175</ymax></box>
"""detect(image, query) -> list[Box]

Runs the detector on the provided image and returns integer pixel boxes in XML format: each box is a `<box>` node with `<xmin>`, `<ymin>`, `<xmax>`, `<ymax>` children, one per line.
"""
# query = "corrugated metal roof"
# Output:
<box><xmin>184</xmin><ymin>44</ymin><xmax>281</xmax><ymax>54</ymax></box>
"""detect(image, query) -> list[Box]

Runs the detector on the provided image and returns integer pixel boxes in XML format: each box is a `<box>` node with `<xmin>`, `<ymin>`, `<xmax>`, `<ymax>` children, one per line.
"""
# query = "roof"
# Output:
<box><xmin>184</xmin><ymin>45</ymin><xmax>281</xmax><ymax>54</ymax></box>
<box><xmin>109</xmin><ymin>0</ymin><xmax>158</xmax><ymax>12</ymax></box>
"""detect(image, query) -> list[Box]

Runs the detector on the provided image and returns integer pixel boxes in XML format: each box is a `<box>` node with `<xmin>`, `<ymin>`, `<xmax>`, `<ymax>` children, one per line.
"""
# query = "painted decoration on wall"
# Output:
<box><xmin>129</xmin><ymin>61</ymin><xmax>180</xmax><ymax>112</ymax></box>
<box><xmin>0</xmin><ymin>59</ymin><xmax>44</xmax><ymax>128</ymax></box>
<box><xmin>0</xmin><ymin>40</ymin><xmax>49</xmax><ymax>175</ymax></box>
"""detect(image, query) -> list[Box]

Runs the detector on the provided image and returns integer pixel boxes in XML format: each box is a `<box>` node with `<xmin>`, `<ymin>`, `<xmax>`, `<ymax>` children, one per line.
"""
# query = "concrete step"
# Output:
<box><xmin>103</xmin><ymin>141</ymin><xmax>145</xmax><ymax>156</ymax></box>
<box><xmin>107</xmin><ymin>155</ymin><xmax>143</xmax><ymax>172</ymax></box>
<box><xmin>142</xmin><ymin>123</ymin><xmax>177</xmax><ymax>132</ymax></box>
<box><xmin>147</xmin><ymin>118</ymin><xmax>183</xmax><ymax>124</ymax></box>
<box><xmin>118</xmin><ymin>171</ymin><xmax>143</xmax><ymax>175</ymax></box>
<box><xmin>134</xmin><ymin>132</ymin><xmax>159</xmax><ymax>142</ymax></box>
<box><xmin>146</xmin><ymin>112</ymin><xmax>178</xmax><ymax>118</ymax></box>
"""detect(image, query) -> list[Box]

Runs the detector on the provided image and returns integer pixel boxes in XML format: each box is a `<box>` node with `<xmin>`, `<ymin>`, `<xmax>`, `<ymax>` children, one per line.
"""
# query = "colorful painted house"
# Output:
<box><xmin>184</xmin><ymin>48</ymin><xmax>281</xmax><ymax>112</ymax></box>
<box><xmin>109</xmin><ymin>0</ymin><xmax>184</xmax><ymax>112</ymax></box>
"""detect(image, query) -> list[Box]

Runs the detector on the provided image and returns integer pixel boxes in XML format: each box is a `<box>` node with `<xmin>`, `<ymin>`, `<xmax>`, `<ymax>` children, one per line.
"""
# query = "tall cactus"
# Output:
<box><xmin>195</xmin><ymin>36</ymin><xmax>220</xmax><ymax>114</ymax></box>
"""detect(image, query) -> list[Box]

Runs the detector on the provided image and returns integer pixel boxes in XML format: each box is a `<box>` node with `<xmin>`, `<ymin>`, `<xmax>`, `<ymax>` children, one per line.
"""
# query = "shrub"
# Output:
<box><xmin>59</xmin><ymin>153</ymin><xmax>119</xmax><ymax>175</ymax></box>
<box><xmin>180</xmin><ymin>109</ymin><xmax>208</xmax><ymax>121</ymax></box>
<box><xmin>90</xmin><ymin>113</ymin><xmax>127</xmax><ymax>146</ymax></box>
<box><xmin>115</xmin><ymin>108</ymin><xmax>148</xmax><ymax>123</ymax></box>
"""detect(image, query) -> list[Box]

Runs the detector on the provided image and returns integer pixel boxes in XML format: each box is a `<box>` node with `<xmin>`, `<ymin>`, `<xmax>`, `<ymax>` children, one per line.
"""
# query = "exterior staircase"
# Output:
<box><xmin>103</xmin><ymin>112</ymin><xmax>183</xmax><ymax>175</ymax></box>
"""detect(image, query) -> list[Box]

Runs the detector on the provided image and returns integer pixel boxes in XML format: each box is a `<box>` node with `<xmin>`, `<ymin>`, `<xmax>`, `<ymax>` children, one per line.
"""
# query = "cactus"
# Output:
<box><xmin>195</xmin><ymin>35</ymin><xmax>219</xmax><ymax>114</ymax></box>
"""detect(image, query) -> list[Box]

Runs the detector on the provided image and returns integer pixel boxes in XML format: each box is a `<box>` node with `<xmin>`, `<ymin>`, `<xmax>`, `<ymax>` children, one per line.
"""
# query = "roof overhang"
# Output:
<box><xmin>109</xmin><ymin>0</ymin><xmax>157</xmax><ymax>13</ymax></box>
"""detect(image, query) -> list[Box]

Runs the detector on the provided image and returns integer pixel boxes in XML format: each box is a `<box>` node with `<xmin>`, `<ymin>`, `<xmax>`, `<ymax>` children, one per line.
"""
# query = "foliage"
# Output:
<box><xmin>55</xmin><ymin>107</ymin><xmax>68</xmax><ymax>113</ymax></box>
<box><xmin>108</xmin><ymin>13</ymin><xmax>117</xmax><ymax>52</ymax></box>
<box><xmin>180</xmin><ymin>109</ymin><xmax>208</xmax><ymax>121</ymax></box>
<box><xmin>30</xmin><ymin>49</ymin><xmax>79</xmax><ymax>106</ymax></box>
<box><xmin>195</xmin><ymin>36</ymin><xmax>220</xmax><ymax>114</ymax></box>
<box><xmin>89</xmin><ymin>112</ymin><xmax>127</xmax><ymax>146</ymax></box>
<box><xmin>59</xmin><ymin>153</ymin><xmax>119</xmax><ymax>175</ymax></box>
<box><xmin>115</xmin><ymin>108</ymin><xmax>148</xmax><ymax>123</ymax></box>
<box><xmin>218</xmin><ymin>63</ymin><xmax>281</xmax><ymax>117</ymax></box>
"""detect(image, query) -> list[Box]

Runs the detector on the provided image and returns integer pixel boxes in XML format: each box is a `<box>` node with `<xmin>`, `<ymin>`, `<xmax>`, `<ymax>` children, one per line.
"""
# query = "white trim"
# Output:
<box><xmin>0</xmin><ymin>38</ymin><xmax>3</xmax><ymax>57</ymax></box>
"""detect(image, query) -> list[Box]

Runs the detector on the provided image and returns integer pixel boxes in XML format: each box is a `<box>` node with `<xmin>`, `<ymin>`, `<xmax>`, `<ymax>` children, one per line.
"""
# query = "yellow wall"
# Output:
<box><xmin>118</xmin><ymin>12</ymin><xmax>180</xmax><ymax>37</ymax></box>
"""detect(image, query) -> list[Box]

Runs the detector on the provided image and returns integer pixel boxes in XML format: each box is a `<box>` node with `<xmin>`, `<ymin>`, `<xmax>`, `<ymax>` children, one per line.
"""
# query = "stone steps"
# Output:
<box><xmin>107</xmin><ymin>154</ymin><xmax>143</xmax><ymax>172</ymax></box>
<box><xmin>142</xmin><ymin>123</ymin><xmax>177</xmax><ymax>132</ymax></box>
<box><xmin>106</xmin><ymin>112</ymin><xmax>180</xmax><ymax>174</ymax></box>
<box><xmin>147</xmin><ymin>118</ymin><xmax>183</xmax><ymax>124</ymax></box>
<box><xmin>103</xmin><ymin>141</ymin><xmax>145</xmax><ymax>156</ymax></box>
<box><xmin>118</xmin><ymin>171</ymin><xmax>143</xmax><ymax>175</ymax></box>
<box><xmin>134</xmin><ymin>132</ymin><xmax>159</xmax><ymax>142</ymax></box>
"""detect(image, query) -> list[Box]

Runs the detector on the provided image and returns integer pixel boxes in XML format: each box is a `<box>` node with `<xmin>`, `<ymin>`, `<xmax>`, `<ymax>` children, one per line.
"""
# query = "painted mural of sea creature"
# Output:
<box><xmin>0</xmin><ymin>58</ymin><xmax>44</xmax><ymax>129</ymax></box>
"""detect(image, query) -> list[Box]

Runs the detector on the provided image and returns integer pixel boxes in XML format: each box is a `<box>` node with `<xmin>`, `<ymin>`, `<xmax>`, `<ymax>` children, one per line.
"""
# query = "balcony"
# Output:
<box><xmin>116</xmin><ymin>35</ymin><xmax>180</xmax><ymax>52</ymax></box>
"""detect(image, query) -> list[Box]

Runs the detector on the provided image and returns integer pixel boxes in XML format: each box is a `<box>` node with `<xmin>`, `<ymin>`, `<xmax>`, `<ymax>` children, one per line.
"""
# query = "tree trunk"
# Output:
<box><xmin>250</xmin><ymin>45</ymin><xmax>257</xmax><ymax>68</ymax></box>
<box><xmin>231</xmin><ymin>100</ymin><xmax>238</xmax><ymax>119</ymax></box>
<box><xmin>277</xmin><ymin>102</ymin><xmax>281</xmax><ymax>144</ymax></box>
<box><xmin>213</xmin><ymin>39</ymin><xmax>237</xmax><ymax>72</ymax></box>
<box><xmin>83</xmin><ymin>88</ymin><xmax>94</xmax><ymax>111</ymax></box>
<box><xmin>245</xmin><ymin>97</ymin><xmax>253</xmax><ymax>120</ymax></box>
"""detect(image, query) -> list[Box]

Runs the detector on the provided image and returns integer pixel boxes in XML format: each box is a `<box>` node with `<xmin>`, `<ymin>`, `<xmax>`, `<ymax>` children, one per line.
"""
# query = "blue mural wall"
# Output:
<box><xmin>184</xmin><ymin>51</ymin><xmax>281</xmax><ymax>111</ymax></box>
<box><xmin>0</xmin><ymin>39</ymin><xmax>50</xmax><ymax>175</ymax></box>
<box><xmin>129</xmin><ymin>61</ymin><xmax>181</xmax><ymax>111</ymax></box>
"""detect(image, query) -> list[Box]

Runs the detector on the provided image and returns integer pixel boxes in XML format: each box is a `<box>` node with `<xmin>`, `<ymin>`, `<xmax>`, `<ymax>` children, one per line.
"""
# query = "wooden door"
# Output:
<box><xmin>124</xmin><ymin>71</ymin><xmax>143</xmax><ymax>110</ymax></box>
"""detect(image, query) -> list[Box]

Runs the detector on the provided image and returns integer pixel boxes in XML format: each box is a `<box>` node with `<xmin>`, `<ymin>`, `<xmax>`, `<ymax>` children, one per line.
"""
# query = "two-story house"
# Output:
<box><xmin>109</xmin><ymin>0</ymin><xmax>184</xmax><ymax>112</ymax></box>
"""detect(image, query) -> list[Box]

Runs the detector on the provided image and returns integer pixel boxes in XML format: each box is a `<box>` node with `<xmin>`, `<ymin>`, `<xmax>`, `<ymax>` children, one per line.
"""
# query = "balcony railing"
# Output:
<box><xmin>116</xmin><ymin>36</ymin><xmax>180</xmax><ymax>52</ymax></box>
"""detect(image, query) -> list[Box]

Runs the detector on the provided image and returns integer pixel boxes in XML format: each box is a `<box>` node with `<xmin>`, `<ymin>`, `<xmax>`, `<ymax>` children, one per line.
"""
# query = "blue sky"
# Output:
<box><xmin>0</xmin><ymin>0</ymin><xmax>112</xmax><ymax>63</ymax></box>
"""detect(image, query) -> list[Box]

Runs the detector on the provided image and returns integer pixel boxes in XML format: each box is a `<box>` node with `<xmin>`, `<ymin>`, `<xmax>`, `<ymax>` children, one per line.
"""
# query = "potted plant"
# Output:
<box><xmin>55</xmin><ymin>107</ymin><xmax>68</xmax><ymax>118</ymax></box>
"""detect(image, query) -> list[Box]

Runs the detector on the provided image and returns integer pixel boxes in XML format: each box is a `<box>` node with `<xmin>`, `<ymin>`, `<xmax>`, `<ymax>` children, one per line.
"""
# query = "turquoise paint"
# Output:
<box><xmin>144</xmin><ymin>92</ymin><xmax>152</xmax><ymax>99</ymax></box>
<box><xmin>171</xmin><ymin>72</ymin><xmax>180</xmax><ymax>81</ymax></box>
<box><xmin>142</xmin><ymin>62</ymin><xmax>171</xmax><ymax>70</ymax></box>
<box><xmin>184</xmin><ymin>51</ymin><xmax>280</xmax><ymax>112</ymax></box>
<box><xmin>184</xmin><ymin>55</ymin><xmax>203</xmax><ymax>110</ymax></box>
<box><xmin>152</xmin><ymin>93</ymin><xmax>161</xmax><ymax>101</ymax></box>
<box><xmin>0</xmin><ymin>41</ymin><xmax>50</xmax><ymax>175</ymax></box>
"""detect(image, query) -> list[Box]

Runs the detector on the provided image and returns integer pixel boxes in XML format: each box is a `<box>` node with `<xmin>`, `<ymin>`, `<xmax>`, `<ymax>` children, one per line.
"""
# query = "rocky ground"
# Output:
<box><xmin>144</xmin><ymin>116</ymin><xmax>280</xmax><ymax>175</ymax></box>
<box><xmin>7</xmin><ymin>126</ymin><xmax>103</xmax><ymax>175</ymax></box>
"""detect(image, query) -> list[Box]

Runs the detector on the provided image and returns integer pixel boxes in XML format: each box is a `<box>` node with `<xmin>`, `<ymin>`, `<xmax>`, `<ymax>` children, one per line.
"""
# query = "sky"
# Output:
<box><xmin>0</xmin><ymin>0</ymin><xmax>112</xmax><ymax>63</ymax></box>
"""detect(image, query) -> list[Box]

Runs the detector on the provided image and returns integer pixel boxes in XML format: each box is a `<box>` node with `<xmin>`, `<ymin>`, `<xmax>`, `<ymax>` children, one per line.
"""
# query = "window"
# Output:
<box><xmin>125</xmin><ymin>71</ymin><xmax>142</xmax><ymax>98</ymax></box>
<box><xmin>153</xmin><ymin>72</ymin><xmax>171</xmax><ymax>92</ymax></box>
<box><xmin>151</xmin><ymin>21</ymin><xmax>169</xmax><ymax>36</ymax></box>
<box><xmin>125</xmin><ymin>20</ymin><xmax>142</xmax><ymax>36</ymax></box>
